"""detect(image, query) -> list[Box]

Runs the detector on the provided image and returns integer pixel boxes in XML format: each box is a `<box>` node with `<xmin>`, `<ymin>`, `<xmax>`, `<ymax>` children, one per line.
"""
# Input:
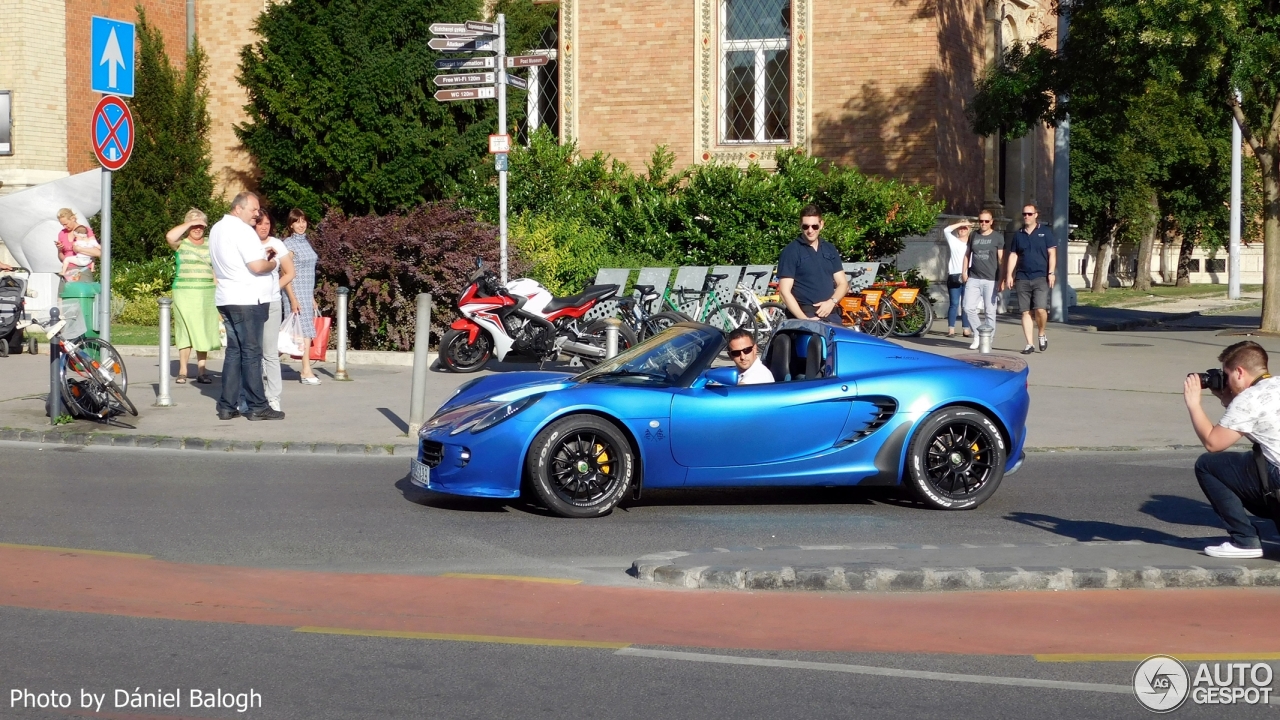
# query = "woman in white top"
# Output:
<box><xmin>253</xmin><ymin>212</ymin><xmax>295</xmax><ymax>411</ymax></box>
<box><xmin>943</xmin><ymin>219</ymin><xmax>974</xmax><ymax>338</ymax></box>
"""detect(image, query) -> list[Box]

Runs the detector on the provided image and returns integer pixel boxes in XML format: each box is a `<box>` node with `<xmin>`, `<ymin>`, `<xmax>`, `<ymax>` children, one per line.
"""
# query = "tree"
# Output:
<box><xmin>971</xmin><ymin>0</ymin><xmax>1280</xmax><ymax>330</ymax></box>
<box><xmin>237</xmin><ymin>0</ymin><xmax>554</xmax><ymax>221</ymax></box>
<box><xmin>110</xmin><ymin>7</ymin><xmax>221</xmax><ymax>264</ymax></box>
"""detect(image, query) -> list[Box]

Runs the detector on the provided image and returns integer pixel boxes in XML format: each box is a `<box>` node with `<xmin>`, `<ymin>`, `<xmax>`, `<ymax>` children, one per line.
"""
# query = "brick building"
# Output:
<box><xmin>1</xmin><ymin>0</ymin><xmax>1058</xmax><ymax>221</ymax></box>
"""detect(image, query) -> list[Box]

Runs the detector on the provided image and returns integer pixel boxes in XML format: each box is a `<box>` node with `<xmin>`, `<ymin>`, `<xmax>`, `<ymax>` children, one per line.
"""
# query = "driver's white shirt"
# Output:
<box><xmin>738</xmin><ymin>359</ymin><xmax>775</xmax><ymax>385</ymax></box>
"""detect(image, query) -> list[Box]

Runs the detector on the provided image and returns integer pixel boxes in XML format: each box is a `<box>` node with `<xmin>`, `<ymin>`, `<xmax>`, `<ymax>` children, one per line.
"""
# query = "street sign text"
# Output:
<box><xmin>434</xmin><ymin>87</ymin><xmax>497</xmax><ymax>102</ymax></box>
<box><xmin>435</xmin><ymin>73</ymin><xmax>495</xmax><ymax>87</ymax></box>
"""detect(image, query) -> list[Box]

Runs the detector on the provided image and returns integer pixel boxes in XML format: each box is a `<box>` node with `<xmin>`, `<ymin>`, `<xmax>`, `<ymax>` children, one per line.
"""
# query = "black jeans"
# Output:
<box><xmin>217</xmin><ymin>303</ymin><xmax>269</xmax><ymax>415</ymax></box>
<box><xmin>1195</xmin><ymin>450</ymin><xmax>1280</xmax><ymax>548</ymax></box>
<box><xmin>794</xmin><ymin>304</ymin><xmax>843</xmax><ymax>324</ymax></box>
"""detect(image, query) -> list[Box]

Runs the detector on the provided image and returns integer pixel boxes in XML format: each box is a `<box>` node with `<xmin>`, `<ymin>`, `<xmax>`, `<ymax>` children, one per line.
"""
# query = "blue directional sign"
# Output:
<box><xmin>91</xmin><ymin>17</ymin><xmax>135</xmax><ymax>97</ymax></box>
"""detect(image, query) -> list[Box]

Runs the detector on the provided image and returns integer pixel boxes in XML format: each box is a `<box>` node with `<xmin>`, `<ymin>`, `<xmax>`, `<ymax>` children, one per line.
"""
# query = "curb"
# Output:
<box><xmin>0</xmin><ymin>426</ymin><xmax>415</xmax><ymax>457</ymax></box>
<box><xmin>111</xmin><ymin>346</ymin><xmax>426</xmax><ymax>367</ymax></box>
<box><xmin>1071</xmin><ymin>311</ymin><xmax>1199</xmax><ymax>332</ymax></box>
<box><xmin>630</xmin><ymin>548</ymin><xmax>1280</xmax><ymax>593</ymax></box>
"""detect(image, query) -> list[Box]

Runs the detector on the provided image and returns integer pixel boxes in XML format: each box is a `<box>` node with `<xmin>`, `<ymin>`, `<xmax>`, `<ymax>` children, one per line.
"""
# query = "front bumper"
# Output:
<box><xmin>407</xmin><ymin>432</ymin><xmax>524</xmax><ymax>499</ymax></box>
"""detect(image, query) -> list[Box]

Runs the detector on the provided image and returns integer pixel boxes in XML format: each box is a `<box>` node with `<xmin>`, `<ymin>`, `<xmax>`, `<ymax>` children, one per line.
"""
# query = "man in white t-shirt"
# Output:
<box><xmin>209</xmin><ymin>191</ymin><xmax>283</xmax><ymax>421</ymax></box>
<box><xmin>1184</xmin><ymin>341</ymin><xmax>1280</xmax><ymax>558</ymax></box>
<box><xmin>726</xmin><ymin>328</ymin><xmax>774</xmax><ymax>385</ymax></box>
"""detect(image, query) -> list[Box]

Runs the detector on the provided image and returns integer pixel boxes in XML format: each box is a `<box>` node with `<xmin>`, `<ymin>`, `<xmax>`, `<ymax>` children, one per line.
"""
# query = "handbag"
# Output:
<box><xmin>278</xmin><ymin>313</ymin><xmax>304</xmax><ymax>357</ymax></box>
<box><xmin>293</xmin><ymin>316</ymin><xmax>331</xmax><ymax>361</ymax></box>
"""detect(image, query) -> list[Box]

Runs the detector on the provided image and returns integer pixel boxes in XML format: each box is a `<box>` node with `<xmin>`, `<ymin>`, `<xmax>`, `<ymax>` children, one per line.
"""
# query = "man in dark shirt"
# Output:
<box><xmin>778</xmin><ymin>205</ymin><xmax>848</xmax><ymax>323</ymax></box>
<box><xmin>1005</xmin><ymin>204</ymin><xmax>1056</xmax><ymax>355</ymax></box>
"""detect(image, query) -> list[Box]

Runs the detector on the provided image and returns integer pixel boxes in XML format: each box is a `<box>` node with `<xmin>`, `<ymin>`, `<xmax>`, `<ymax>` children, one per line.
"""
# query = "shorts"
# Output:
<box><xmin>1014</xmin><ymin>276</ymin><xmax>1050</xmax><ymax>312</ymax></box>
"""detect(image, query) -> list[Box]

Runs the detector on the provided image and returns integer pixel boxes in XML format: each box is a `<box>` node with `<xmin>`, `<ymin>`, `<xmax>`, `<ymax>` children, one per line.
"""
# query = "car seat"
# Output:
<box><xmin>765</xmin><ymin>332</ymin><xmax>792</xmax><ymax>382</ymax></box>
<box><xmin>787</xmin><ymin>333</ymin><xmax>824</xmax><ymax>380</ymax></box>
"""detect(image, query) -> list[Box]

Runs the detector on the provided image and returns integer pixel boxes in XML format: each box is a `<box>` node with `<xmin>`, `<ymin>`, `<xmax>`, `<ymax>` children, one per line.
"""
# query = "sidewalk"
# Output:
<box><xmin>1</xmin><ymin>309</ymin><xmax>1276</xmax><ymax>454</ymax></box>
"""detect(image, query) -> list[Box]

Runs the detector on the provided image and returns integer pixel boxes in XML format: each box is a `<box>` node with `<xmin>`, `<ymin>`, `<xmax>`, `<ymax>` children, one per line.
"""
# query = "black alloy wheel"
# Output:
<box><xmin>440</xmin><ymin>328</ymin><xmax>493</xmax><ymax>373</ymax></box>
<box><xmin>526</xmin><ymin>415</ymin><xmax>635</xmax><ymax>518</ymax></box>
<box><xmin>905</xmin><ymin>406</ymin><xmax>1006</xmax><ymax>510</ymax></box>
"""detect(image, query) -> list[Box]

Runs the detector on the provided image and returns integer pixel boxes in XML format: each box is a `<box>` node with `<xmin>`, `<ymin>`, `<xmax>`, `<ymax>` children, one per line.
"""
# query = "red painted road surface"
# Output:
<box><xmin>3</xmin><ymin>545</ymin><xmax>1277</xmax><ymax>656</ymax></box>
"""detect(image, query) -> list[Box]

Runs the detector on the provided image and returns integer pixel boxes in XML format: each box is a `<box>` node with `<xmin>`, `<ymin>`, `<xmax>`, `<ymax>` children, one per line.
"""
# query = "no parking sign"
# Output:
<box><xmin>92</xmin><ymin>96</ymin><xmax>134</xmax><ymax>171</ymax></box>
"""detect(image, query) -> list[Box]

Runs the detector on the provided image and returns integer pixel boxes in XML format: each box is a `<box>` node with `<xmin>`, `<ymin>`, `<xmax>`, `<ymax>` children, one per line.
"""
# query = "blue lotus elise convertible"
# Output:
<box><xmin>412</xmin><ymin>320</ymin><xmax>1030</xmax><ymax>518</ymax></box>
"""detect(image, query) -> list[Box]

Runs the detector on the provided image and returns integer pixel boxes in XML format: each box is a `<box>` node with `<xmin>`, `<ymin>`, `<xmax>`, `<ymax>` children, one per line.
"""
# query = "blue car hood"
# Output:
<box><xmin>439</xmin><ymin>371</ymin><xmax>576</xmax><ymax>415</ymax></box>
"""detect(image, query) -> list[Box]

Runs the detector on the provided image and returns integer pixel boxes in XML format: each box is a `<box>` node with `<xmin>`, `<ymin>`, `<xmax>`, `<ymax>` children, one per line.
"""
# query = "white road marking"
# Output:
<box><xmin>616</xmin><ymin>647</ymin><xmax>1131</xmax><ymax>694</ymax></box>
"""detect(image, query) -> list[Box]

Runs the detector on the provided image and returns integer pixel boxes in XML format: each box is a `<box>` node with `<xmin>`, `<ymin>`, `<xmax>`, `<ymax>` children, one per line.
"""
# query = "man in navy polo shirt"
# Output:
<box><xmin>778</xmin><ymin>204</ymin><xmax>848</xmax><ymax>323</ymax></box>
<box><xmin>1005</xmin><ymin>204</ymin><xmax>1056</xmax><ymax>355</ymax></box>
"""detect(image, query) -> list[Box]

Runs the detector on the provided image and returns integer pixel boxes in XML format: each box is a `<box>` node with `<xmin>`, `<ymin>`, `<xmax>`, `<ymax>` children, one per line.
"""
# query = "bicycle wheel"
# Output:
<box><xmin>75</xmin><ymin>337</ymin><xmax>128</xmax><ymax>394</ymax></box>
<box><xmin>706</xmin><ymin>302</ymin><xmax>754</xmax><ymax>334</ymax></box>
<box><xmin>862</xmin><ymin>305</ymin><xmax>897</xmax><ymax>337</ymax></box>
<box><xmin>757</xmin><ymin>302</ymin><xmax>789</xmax><ymax>339</ymax></box>
<box><xmin>60</xmin><ymin>349</ymin><xmax>112</xmax><ymax>419</ymax></box>
<box><xmin>891</xmin><ymin>296</ymin><xmax>935</xmax><ymax>337</ymax></box>
<box><xmin>643</xmin><ymin>311</ymin><xmax>688</xmax><ymax>340</ymax></box>
<box><xmin>103</xmin><ymin>377</ymin><xmax>138</xmax><ymax>416</ymax></box>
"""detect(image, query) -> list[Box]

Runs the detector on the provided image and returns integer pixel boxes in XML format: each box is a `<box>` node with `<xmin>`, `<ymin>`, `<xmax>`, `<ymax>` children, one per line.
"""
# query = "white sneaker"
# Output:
<box><xmin>969</xmin><ymin>337</ymin><xmax>981</xmax><ymax>350</ymax></box>
<box><xmin>1204</xmin><ymin>541</ymin><xmax>1263</xmax><ymax>558</ymax></box>
<box><xmin>268</xmin><ymin>397</ymin><xmax>282</xmax><ymax>412</ymax></box>
<box><xmin>300</xmin><ymin>376</ymin><xmax>321</xmax><ymax>385</ymax></box>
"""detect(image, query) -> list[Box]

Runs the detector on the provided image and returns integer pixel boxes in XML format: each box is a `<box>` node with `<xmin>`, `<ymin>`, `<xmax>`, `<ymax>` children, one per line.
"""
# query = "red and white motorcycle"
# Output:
<box><xmin>440</xmin><ymin>262</ymin><xmax>639</xmax><ymax>373</ymax></box>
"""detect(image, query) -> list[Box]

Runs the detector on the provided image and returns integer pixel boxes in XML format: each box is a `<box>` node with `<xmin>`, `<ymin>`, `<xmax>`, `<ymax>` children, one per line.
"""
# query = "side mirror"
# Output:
<box><xmin>702</xmin><ymin>366</ymin><xmax>739</xmax><ymax>387</ymax></box>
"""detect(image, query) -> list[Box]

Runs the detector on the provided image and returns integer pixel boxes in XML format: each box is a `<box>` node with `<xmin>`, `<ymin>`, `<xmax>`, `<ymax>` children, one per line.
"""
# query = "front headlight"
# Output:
<box><xmin>468</xmin><ymin>393</ymin><xmax>544</xmax><ymax>434</ymax></box>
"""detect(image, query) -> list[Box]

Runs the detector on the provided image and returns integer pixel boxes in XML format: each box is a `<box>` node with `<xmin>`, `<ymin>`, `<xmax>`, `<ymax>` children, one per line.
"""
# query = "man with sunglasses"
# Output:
<box><xmin>961</xmin><ymin>210</ymin><xmax>1005</xmax><ymax>350</ymax></box>
<box><xmin>726</xmin><ymin>328</ymin><xmax>774</xmax><ymax>385</ymax></box>
<box><xmin>1005</xmin><ymin>204</ymin><xmax>1056</xmax><ymax>355</ymax></box>
<box><xmin>778</xmin><ymin>205</ymin><xmax>848</xmax><ymax>324</ymax></box>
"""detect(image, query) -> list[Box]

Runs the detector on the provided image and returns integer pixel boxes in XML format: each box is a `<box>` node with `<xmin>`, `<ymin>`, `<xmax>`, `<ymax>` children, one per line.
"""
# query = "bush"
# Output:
<box><xmin>109</xmin><ymin>258</ymin><xmax>176</xmax><ymax>325</ymax></box>
<box><xmin>510</xmin><ymin>213</ymin><xmax>660</xmax><ymax>296</ymax></box>
<box><xmin>475</xmin><ymin>131</ymin><xmax>944</xmax><ymax>267</ymax></box>
<box><xmin>311</xmin><ymin>202</ymin><xmax>522</xmax><ymax>350</ymax></box>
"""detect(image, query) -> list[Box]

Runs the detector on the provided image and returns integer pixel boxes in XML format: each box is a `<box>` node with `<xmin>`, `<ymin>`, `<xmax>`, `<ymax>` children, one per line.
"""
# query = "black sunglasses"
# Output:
<box><xmin>728</xmin><ymin>346</ymin><xmax>756</xmax><ymax>358</ymax></box>
<box><xmin>1023</xmin><ymin>212</ymin><xmax>1037</xmax><ymax>216</ymax></box>
<box><xmin>978</xmin><ymin>219</ymin><xmax>992</xmax><ymax>223</ymax></box>
<box><xmin>801</xmin><ymin>223</ymin><xmax>821</xmax><ymax>230</ymax></box>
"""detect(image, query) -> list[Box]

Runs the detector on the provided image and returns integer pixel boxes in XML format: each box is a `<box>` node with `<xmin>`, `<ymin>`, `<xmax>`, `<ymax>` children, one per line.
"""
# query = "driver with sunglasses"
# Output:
<box><xmin>726</xmin><ymin>328</ymin><xmax>774</xmax><ymax>385</ymax></box>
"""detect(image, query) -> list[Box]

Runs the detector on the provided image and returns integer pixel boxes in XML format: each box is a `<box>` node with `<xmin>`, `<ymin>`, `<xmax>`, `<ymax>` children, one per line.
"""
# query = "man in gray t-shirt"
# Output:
<box><xmin>959</xmin><ymin>210</ymin><xmax>1005</xmax><ymax>349</ymax></box>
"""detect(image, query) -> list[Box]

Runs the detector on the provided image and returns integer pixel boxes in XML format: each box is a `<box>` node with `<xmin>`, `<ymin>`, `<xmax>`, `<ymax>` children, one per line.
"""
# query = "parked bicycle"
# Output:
<box><xmin>660</xmin><ymin>273</ymin><xmax>753</xmax><ymax>334</ymax></box>
<box><xmin>36</xmin><ymin>314</ymin><xmax>137</xmax><ymax>420</ymax></box>
<box><xmin>617</xmin><ymin>284</ymin><xmax>689</xmax><ymax>341</ymax></box>
<box><xmin>839</xmin><ymin>288</ymin><xmax>897</xmax><ymax>337</ymax></box>
<box><xmin>731</xmin><ymin>269</ymin><xmax>788</xmax><ymax>345</ymax></box>
<box><xmin>874</xmin><ymin>280</ymin><xmax>935</xmax><ymax>337</ymax></box>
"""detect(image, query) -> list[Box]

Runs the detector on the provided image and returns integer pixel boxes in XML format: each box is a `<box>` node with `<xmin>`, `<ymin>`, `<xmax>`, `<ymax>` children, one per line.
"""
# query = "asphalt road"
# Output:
<box><xmin>0</xmin><ymin>442</ymin><xmax>1261</xmax><ymax>580</ymax></box>
<box><xmin>3</xmin><ymin>443</ymin><xmax>1278</xmax><ymax>720</ymax></box>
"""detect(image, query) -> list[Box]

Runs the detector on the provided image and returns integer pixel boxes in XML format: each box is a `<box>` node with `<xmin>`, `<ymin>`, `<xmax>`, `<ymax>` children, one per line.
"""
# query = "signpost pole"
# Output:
<box><xmin>496</xmin><ymin>13</ymin><xmax>508</xmax><ymax>285</ymax></box>
<box><xmin>99</xmin><ymin>169</ymin><xmax>112</xmax><ymax>342</ymax></box>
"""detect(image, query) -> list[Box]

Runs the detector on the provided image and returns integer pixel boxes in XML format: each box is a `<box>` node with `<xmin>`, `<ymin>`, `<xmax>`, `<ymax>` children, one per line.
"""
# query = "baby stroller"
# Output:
<box><xmin>0</xmin><ymin>269</ymin><xmax>37</xmax><ymax>357</ymax></box>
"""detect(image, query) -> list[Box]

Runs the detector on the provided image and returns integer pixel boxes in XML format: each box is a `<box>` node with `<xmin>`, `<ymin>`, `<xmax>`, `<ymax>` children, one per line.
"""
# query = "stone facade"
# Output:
<box><xmin>561</xmin><ymin>0</ymin><xmax>1057</xmax><ymax>217</ymax></box>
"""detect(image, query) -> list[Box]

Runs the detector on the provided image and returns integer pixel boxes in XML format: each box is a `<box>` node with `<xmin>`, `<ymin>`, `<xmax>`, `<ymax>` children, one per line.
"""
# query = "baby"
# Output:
<box><xmin>61</xmin><ymin>226</ymin><xmax>99</xmax><ymax>280</ymax></box>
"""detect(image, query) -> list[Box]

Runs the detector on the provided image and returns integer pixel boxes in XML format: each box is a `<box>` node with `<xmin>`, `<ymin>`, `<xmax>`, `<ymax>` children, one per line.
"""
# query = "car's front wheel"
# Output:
<box><xmin>905</xmin><ymin>406</ymin><xmax>1006</xmax><ymax>510</ymax></box>
<box><xmin>526</xmin><ymin>415</ymin><xmax>635</xmax><ymax>518</ymax></box>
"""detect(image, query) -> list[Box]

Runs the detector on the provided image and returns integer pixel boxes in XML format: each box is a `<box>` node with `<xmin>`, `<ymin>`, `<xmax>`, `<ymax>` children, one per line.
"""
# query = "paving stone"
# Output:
<box><xmin>205</xmin><ymin>440</ymin><xmax>232</xmax><ymax>452</ymax></box>
<box><xmin>337</xmin><ymin>444</ymin><xmax>367</xmax><ymax>455</ymax></box>
<box><xmin>111</xmin><ymin>435</ymin><xmax>137</xmax><ymax>446</ymax></box>
<box><xmin>182</xmin><ymin>438</ymin><xmax>208</xmax><ymax>451</ymax></box>
<box><xmin>155</xmin><ymin>437</ymin><xmax>183</xmax><ymax>450</ymax></box>
<box><xmin>311</xmin><ymin>443</ymin><xmax>340</xmax><ymax>455</ymax></box>
<box><xmin>258</xmin><ymin>442</ymin><xmax>286</xmax><ymax>454</ymax></box>
<box><xmin>0</xmin><ymin>428</ymin><xmax>22</xmax><ymax>441</ymax></box>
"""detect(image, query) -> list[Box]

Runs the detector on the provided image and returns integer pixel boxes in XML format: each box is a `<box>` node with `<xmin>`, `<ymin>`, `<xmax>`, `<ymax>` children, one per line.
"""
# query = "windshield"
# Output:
<box><xmin>576</xmin><ymin>325</ymin><xmax>724</xmax><ymax>387</ymax></box>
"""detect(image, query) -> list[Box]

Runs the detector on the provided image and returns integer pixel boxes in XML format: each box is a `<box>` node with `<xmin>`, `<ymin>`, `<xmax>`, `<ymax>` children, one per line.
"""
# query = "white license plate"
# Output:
<box><xmin>410</xmin><ymin>459</ymin><xmax>432</xmax><ymax>487</ymax></box>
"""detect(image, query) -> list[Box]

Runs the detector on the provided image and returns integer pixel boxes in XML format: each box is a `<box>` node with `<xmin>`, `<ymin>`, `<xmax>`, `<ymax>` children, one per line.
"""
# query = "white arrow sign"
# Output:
<box><xmin>100</xmin><ymin>28</ymin><xmax>126</xmax><ymax>88</ymax></box>
<box><xmin>505</xmin><ymin>75</ymin><xmax>527</xmax><ymax>90</ymax></box>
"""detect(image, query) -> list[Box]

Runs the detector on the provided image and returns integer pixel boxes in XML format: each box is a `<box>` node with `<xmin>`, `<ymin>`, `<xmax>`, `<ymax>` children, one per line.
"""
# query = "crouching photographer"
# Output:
<box><xmin>1184</xmin><ymin>341</ymin><xmax>1280</xmax><ymax>559</ymax></box>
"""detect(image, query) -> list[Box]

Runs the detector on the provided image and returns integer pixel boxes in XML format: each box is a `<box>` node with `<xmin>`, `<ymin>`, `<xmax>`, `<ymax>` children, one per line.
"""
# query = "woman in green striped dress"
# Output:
<box><xmin>165</xmin><ymin>209</ymin><xmax>221</xmax><ymax>384</ymax></box>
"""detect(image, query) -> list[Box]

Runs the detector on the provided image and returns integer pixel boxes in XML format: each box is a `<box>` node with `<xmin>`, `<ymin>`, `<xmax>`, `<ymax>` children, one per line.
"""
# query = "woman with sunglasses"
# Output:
<box><xmin>942</xmin><ymin>218</ymin><xmax>975</xmax><ymax>338</ymax></box>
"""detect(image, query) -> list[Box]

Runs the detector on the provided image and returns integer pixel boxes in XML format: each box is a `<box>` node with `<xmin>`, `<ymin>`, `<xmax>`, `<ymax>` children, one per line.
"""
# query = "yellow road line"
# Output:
<box><xmin>293</xmin><ymin>626</ymin><xmax>629</xmax><ymax>649</ymax></box>
<box><xmin>0</xmin><ymin>542</ymin><xmax>152</xmax><ymax>559</ymax></box>
<box><xmin>438</xmin><ymin>572</ymin><xmax>582</xmax><ymax>585</ymax></box>
<box><xmin>1037</xmin><ymin>653</ymin><xmax>1280</xmax><ymax>663</ymax></box>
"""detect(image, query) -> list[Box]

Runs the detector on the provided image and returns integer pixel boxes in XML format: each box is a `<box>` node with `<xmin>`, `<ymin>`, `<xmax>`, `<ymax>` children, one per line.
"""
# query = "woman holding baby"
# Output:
<box><xmin>55</xmin><ymin>208</ymin><xmax>99</xmax><ymax>282</ymax></box>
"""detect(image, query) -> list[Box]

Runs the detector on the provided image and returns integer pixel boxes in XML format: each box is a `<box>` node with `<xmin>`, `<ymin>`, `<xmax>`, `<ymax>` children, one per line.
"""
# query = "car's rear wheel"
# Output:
<box><xmin>906</xmin><ymin>406</ymin><xmax>1006</xmax><ymax>509</ymax></box>
<box><xmin>526</xmin><ymin>415</ymin><xmax>635</xmax><ymax>518</ymax></box>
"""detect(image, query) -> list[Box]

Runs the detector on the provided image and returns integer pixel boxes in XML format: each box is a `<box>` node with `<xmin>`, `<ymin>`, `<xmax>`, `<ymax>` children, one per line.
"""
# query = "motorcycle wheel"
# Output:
<box><xmin>577</xmin><ymin>320</ymin><xmax>639</xmax><ymax>367</ymax></box>
<box><xmin>440</xmin><ymin>328</ymin><xmax>493</xmax><ymax>373</ymax></box>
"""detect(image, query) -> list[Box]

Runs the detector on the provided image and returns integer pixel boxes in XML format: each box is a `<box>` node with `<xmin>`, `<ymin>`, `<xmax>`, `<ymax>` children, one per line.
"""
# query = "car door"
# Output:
<box><xmin>669</xmin><ymin>338</ymin><xmax>854</xmax><ymax>468</ymax></box>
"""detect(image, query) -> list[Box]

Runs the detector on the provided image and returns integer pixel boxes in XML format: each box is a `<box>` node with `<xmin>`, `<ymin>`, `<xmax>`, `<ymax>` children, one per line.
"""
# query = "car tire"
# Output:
<box><xmin>526</xmin><ymin>415</ymin><xmax>635</xmax><ymax>518</ymax></box>
<box><xmin>905</xmin><ymin>406</ymin><xmax>1006</xmax><ymax>510</ymax></box>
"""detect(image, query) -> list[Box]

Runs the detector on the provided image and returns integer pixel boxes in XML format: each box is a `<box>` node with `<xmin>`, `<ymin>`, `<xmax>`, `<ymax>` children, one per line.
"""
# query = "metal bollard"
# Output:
<box><xmin>48</xmin><ymin>307</ymin><xmax>62</xmax><ymax>424</ymax></box>
<box><xmin>155</xmin><ymin>297</ymin><xmax>175</xmax><ymax>407</ymax></box>
<box><xmin>407</xmin><ymin>293</ymin><xmax>432</xmax><ymax>435</ymax></box>
<box><xmin>977</xmin><ymin>318</ymin><xmax>995</xmax><ymax>354</ymax></box>
<box><xmin>335</xmin><ymin>287</ymin><xmax>351</xmax><ymax>381</ymax></box>
<box><xmin>603</xmin><ymin>317</ymin><xmax>621</xmax><ymax>359</ymax></box>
